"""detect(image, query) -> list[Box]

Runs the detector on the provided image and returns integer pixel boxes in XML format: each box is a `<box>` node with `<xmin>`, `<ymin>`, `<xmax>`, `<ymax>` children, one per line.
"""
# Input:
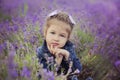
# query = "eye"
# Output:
<box><xmin>60</xmin><ymin>34</ymin><xmax>66</xmax><ymax>37</ymax></box>
<box><xmin>50</xmin><ymin>32</ymin><xmax>55</xmax><ymax>34</ymax></box>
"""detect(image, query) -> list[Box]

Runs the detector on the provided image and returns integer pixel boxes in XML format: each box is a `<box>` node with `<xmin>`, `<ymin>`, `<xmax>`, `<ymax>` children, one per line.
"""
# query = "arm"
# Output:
<box><xmin>36</xmin><ymin>47</ymin><xmax>47</xmax><ymax>68</ymax></box>
<box><xmin>69</xmin><ymin>46</ymin><xmax>82</xmax><ymax>72</ymax></box>
<box><xmin>52</xmin><ymin>45</ymin><xmax>82</xmax><ymax>71</ymax></box>
<box><xmin>48</xmin><ymin>45</ymin><xmax>70</xmax><ymax>66</ymax></box>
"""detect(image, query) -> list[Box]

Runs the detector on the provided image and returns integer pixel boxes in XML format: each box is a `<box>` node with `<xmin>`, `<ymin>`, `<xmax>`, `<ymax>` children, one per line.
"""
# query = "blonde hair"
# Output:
<box><xmin>43</xmin><ymin>11</ymin><xmax>75</xmax><ymax>38</ymax></box>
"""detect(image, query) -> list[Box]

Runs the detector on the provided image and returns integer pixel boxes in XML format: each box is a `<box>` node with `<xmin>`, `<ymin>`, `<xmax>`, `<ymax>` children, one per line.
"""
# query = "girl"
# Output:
<box><xmin>37</xmin><ymin>10</ymin><xmax>82</xmax><ymax>80</ymax></box>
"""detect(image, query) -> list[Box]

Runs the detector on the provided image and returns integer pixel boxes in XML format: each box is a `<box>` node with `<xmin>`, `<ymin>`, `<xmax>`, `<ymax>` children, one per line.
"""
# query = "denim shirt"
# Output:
<box><xmin>36</xmin><ymin>40</ymin><xmax>82</xmax><ymax>74</ymax></box>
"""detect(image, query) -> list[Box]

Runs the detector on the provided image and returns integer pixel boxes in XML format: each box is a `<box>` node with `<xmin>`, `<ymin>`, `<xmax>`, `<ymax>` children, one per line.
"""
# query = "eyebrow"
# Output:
<box><xmin>49</xmin><ymin>29</ymin><xmax>55</xmax><ymax>32</ymax></box>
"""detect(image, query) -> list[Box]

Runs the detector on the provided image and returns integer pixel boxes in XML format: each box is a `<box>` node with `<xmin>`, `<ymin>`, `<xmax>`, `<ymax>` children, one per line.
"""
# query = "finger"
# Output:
<box><xmin>53</xmin><ymin>47</ymin><xmax>58</xmax><ymax>54</ymax></box>
<box><xmin>48</xmin><ymin>45</ymin><xmax>52</xmax><ymax>53</ymax></box>
<box><xmin>55</xmin><ymin>53</ymin><xmax>63</xmax><ymax>66</ymax></box>
<box><xmin>52</xmin><ymin>45</ymin><xmax>56</xmax><ymax>54</ymax></box>
<box><xmin>48</xmin><ymin>44</ymin><xmax>55</xmax><ymax>54</ymax></box>
<box><xmin>59</xmin><ymin>53</ymin><xmax>63</xmax><ymax>57</ymax></box>
<box><xmin>51</xmin><ymin>44</ymin><xmax>56</xmax><ymax>54</ymax></box>
<box><xmin>50</xmin><ymin>44</ymin><xmax>54</xmax><ymax>54</ymax></box>
<box><xmin>55</xmin><ymin>51</ymin><xmax>63</xmax><ymax>58</ymax></box>
<box><xmin>52</xmin><ymin>45</ymin><xmax>59</xmax><ymax>55</ymax></box>
<box><xmin>55</xmin><ymin>58</ymin><xmax>62</xmax><ymax>66</ymax></box>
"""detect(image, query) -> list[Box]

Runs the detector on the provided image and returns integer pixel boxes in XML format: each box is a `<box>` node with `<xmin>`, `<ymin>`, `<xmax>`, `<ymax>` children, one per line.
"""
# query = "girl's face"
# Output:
<box><xmin>45</xmin><ymin>20</ymin><xmax>71</xmax><ymax>49</ymax></box>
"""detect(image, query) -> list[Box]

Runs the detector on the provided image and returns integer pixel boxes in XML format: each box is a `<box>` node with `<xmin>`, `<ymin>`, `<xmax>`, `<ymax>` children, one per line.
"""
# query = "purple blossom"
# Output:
<box><xmin>0</xmin><ymin>0</ymin><xmax>120</xmax><ymax>79</ymax></box>
<box><xmin>8</xmin><ymin>68</ymin><xmax>18</xmax><ymax>78</ymax></box>
<box><xmin>47</xmin><ymin>56</ymin><xmax>54</xmax><ymax>63</ymax></box>
<box><xmin>21</xmin><ymin>66</ymin><xmax>31</xmax><ymax>78</ymax></box>
<box><xmin>7</xmin><ymin>46</ymin><xmax>18</xmax><ymax>78</ymax></box>
<box><xmin>29</xmin><ymin>36</ymin><xmax>38</xmax><ymax>44</ymax></box>
<box><xmin>114</xmin><ymin>60</ymin><xmax>120</xmax><ymax>72</ymax></box>
<box><xmin>0</xmin><ymin>42</ymin><xmax>7</xmax><ymax>53</ymax></box>
<box><xmin>47</xmin><ymin>71</ymin><xmax>54</xmax><ymax>80</ymax></box>
<box><xmin>42</xmin><ymin>69</ymin><xmax>54</xmax><ymax>80</ymax></box>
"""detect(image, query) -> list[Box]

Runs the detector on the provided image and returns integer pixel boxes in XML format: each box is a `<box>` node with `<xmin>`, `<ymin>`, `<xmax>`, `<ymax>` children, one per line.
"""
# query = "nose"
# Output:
<box><xmin>53</xmin><ymin>35</ymin><xmax>59</xmax><ymax>42</ymax></box>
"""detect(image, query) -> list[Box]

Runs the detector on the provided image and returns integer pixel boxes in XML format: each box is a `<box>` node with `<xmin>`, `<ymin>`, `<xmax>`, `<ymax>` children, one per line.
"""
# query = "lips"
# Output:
<box><xmin>51</xmin><ymin>43</ymin><xmax>59</xmax><ymax>47</ymax></box>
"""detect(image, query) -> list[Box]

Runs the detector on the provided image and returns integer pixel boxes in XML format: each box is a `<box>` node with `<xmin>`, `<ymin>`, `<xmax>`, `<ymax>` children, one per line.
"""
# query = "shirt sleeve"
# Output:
<box><xmin>36</xmin><ymin>47</ymin><xmax>44</xmax><ymax>59</ymax></box>
<box><xmin>36</xmin><ymin>47</ymin><xmax>47</xmax><ymax>68</ymax></box>
<box><xmin>69</xmin><ymin>46</ymin><xmax>82</xmax><ymax>72</ymax></box>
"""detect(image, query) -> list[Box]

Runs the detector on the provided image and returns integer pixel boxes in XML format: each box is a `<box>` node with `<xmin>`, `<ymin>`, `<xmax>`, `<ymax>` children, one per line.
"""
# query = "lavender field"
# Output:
<box><xmin>0</xmin><ymin>0</ymin><xmax>120</xmax><ymax>80</ymax></box>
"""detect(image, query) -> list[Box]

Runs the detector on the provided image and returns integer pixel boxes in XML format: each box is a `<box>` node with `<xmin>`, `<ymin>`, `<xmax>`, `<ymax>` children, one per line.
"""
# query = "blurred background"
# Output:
<box><xmin>0</xmin><ymin>0</ymin><xmax>120</xmax><ymax>80</ymax></box>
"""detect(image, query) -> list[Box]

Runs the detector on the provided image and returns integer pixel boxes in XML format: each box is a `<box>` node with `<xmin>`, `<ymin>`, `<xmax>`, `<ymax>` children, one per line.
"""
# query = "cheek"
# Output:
<box><xmin>61</xmin><ymin>38</ymin><xmax>68</xmax><ymax>45</ymax></box>
<box><xmin>46</xmin><ymin>35</ymin><xmax>54</xmax><ymax>44</ymax></box>
<box><xmin>45</xmin><ymin>35</ymin><xmax>50</xmax><ymax>42</ymax></box>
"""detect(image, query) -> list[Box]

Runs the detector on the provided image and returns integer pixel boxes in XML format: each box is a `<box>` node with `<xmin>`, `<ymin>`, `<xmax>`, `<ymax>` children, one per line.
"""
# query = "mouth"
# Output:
<box><xmin>51</xmin><ymin>43</ymin><xmax>59</xmax><ymax>47</ymax></box>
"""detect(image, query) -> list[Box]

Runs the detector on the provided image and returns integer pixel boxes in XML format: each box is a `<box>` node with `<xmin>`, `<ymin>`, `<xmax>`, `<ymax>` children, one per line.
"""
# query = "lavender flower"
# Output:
<box><xmin>8</xmin><ymin>68</ymin><xmax>18</xmax><ymax>78</ymax></box>
<box><xmin>7</xmin><ymin>43</ymin><xmax>18</xmax><ymax>78</ymax></box>
<box><xmin>114</xmin><ymin>60</ymin><xmax>120</xmax><ymax>72</ymax></box>
<box><xmin>21</xmin><ymin>66</ymin><xmax>31</xmax><ymax>78</ymax></box>
<box><xmin>0</xmin><ymin>0</ymin><xmax>120</xmax><ymax>80</ymax></box>
<box><xmin>41</xmin><ymin>69</ymin><xmax>54</xmax><ymax>80</ymax></box>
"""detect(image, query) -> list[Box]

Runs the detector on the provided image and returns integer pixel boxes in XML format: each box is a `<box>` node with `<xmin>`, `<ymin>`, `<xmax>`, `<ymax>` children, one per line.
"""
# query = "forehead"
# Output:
<box><xmin>48</xmin><ymin>25</ymin><xmax>68</xmax><ymax>34</ymax></box>
<box><xmin>47</xmin><ymin>19</ymin><xmax>71</xmax><ymax>32</ymax></box>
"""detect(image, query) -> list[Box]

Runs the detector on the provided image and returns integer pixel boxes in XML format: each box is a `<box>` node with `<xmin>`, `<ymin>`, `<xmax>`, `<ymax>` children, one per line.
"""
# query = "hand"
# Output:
<box><xmin>48</xmin><ymin>44</ymin><xmax>70</xmax><ymax>60</ymax></box>
<box><xmin>55</xmin><ymin>48</ymin><xmax>70</xmax><ymax>61</ymax></box>
<box><xmin>55</xmin><ymin>54</ymin><xmax>63</xmax><ymax>66</ymax></box>
<box><xmin>48</xmin><ymin>44</ymin><xmax>57</xmax><ymax>54</ymax></box>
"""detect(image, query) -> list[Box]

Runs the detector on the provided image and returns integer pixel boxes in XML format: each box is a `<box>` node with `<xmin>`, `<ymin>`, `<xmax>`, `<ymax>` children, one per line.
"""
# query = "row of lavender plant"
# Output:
<box><xmin>0</xmin><ymin>0</ymin><xmax>120</xmax><ymax>79</ymax></box>
<box><xmin>0</xmin><ymin>12</ymin><xmax>75</xmax><ymax>80</ymax></box>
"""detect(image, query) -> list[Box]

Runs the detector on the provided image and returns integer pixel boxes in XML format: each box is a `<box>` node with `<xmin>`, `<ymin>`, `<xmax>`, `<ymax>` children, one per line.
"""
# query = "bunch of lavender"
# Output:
<box><xmin>38</xmin><ymin>53</ymin><xmax>75</xmax><ymax>80</ymax></box>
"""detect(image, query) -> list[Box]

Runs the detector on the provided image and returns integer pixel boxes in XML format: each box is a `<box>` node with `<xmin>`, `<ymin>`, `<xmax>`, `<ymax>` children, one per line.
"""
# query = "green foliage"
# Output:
<box><xmin>0</xmin><ymin>11</ymin><xmax>11</xmax><ymax>22</ymax></box>
<box><xmin>71</xmin><ymin>27</ymin><xmax>119</xmax><ymax>80</ymax></box>
<box><xmin>76</xmin><ymin>29</ymin><xmax>94</xmax><ymax>45</ymax></box>
<box><xmin>80</xmin><ymin>53</ymin><xmax>115</xmax><ymax>80</ymax></box>
<box><xmin>0</xmin><ymin>60</ymin><xmax>8</xmax><ymax>80</ymax></box>
<box><xmin>71</xmin><ymin>26</ymin><xmax>94</xmax><ymax>58</ymax></box>
<box><xmin>14</xmin><ymin>44</ymin><xmax>39</xmax><ymax>80</ymax></box>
